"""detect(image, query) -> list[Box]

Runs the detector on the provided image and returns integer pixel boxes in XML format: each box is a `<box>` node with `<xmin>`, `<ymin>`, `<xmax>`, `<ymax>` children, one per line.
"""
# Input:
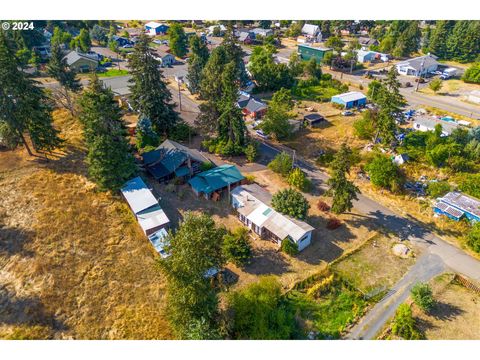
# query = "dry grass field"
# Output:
<box><xmin>0</xmin><ymin>110</ymin><xmax>172</xmax><ymax>339</ymax></box>
<box><xmin>413</xmin><ymin>274</ymin><xmax>480</xmax><ymax>340</ymax></box>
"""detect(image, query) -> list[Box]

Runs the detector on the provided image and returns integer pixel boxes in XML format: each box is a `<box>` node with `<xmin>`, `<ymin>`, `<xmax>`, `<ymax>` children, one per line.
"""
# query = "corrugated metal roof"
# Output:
<box><xmin>121</xmin><ymin>177</ymin><xmax>159</xmax><ymax>214</ymax></box>
<box><xmin>137</xmin><ymin>205</ymin><xmax>170</xmax><ymax>233</ymax></box>
<box><xmin>189</xmin><ymin>165</ymin><xmax>244</xmax><ymax>194</ymax></box>
<box><xmin>231</xmin><ymin>184</ymin><xmax>314</xmax><ymax>242</ymax></box>
<box><xmin>332</xmin><ymin>91</ymin><xmax>366</xmax><ymax>103</ymax></box>
<box><xmin>438</xmin><ymin>191</ymin><xmax>480</xmax><ymax>218</ymax></box>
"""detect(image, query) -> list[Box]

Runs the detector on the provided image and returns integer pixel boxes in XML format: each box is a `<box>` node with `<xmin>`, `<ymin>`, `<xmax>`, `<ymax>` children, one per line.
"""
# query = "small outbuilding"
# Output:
<box><xmin>188</xmin><ymin>164</ymin><xmax>245</xmax><ymax>200</ymax></box>
<box><xmin>298</xmin><ymin>44</ymin><xmax>332</xmax><ymax>62</ymax></box>
<box><xmin>303</xmin><ymin>113</ymin><xmax>325</xmax><ymax>126</ymax></box>
<box><xmin>331</xmin><ymin>91</ymin><xmax>367</xmax><ymax>109</ymax></box>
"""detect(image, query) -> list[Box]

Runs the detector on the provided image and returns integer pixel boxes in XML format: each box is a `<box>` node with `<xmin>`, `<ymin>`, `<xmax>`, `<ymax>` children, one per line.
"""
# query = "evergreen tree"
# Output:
<box><xmin>186</xmin><ymin>35</ymin><xmax>209</xmax><ymax>94</ymax></box>
<box><xmin>0</xmin><ymin>32</ymin><xmax>62</xmax><ymax>155</ymax></box>
<box><xmin>128</xmin><ymin>34</ymin><xmax>179</xmax><ymax>136</ymax></box>
<box><xmin>70</xmin><ymin>28</ymin><xmax>91</xmax><ymax>52</ymax></box>
<box><xmin>326</xmin><ymin>143</ymin><xmax>360</xmax><ymax>214</ymax></box>
<box><xmin>221</xmin><ymin>25</ymin><xmax>248</xmax><ymax>86</ymax></box>
<box><xmin>168</xmin><ymin>23</ymin><xmax>188</xmax><ymax>58</ymax></box>
<box><xmin>259</xmin><ymin>20</ymin><xmax>272</xmax><ymax>29</ymax></box>
<box><xmin>217</xmin><ymin>62</ymin><xmax>247</xmax><ymax>153</ymax></box>
<box><xmin>428</xmin><ymin>20</ymin><xmax>455</xmax><ymax>59</ymax></box>
<box><xmin>374</xmin><ymin>67</ymin><xmax>405</xmax><ymax>144</ymax></box>
<box><xmin>78</xmin><ymin>76</ymin><xmax>136</xmax><ymax>191</ymax></box>
<box><xmin>47</xmin><ymin>42</ymin><xmax>82</xmax><ymax>115</ymax></box>
<box><xmin>422</xmin><ymin>25</ymin><xmax>432</xmax><ymax>53</ymax></box>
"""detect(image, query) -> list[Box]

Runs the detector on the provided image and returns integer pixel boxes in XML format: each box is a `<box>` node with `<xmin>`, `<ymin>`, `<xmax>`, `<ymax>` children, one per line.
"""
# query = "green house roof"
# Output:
<box><xmin>188</xmin><ymin>165</ymin><xmax>244</xmax><ymax>195</ymax></box>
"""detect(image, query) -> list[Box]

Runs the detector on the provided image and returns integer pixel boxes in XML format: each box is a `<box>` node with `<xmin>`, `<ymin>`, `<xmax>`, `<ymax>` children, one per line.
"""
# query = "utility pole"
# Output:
<box><xmin>292</xmin><ymin>149</ymin><xmax>296</xmax><ymax>169</ymax></box>
<box><xmin>177</xmin><ymin>78</ymin><xmax>183</xmax><ymax>111</ymax></box>
<box><xmin>415</xmin><ymin>58</ymin><xmax>426</xmax><ymax>92</ymax></box>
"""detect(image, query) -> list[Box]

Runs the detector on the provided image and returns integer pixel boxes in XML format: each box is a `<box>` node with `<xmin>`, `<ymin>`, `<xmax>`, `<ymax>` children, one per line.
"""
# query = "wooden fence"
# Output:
<box><xmin>454</xmin><ymin>274</ymin><xmax>480</xmax><ymax>295</ymax></box>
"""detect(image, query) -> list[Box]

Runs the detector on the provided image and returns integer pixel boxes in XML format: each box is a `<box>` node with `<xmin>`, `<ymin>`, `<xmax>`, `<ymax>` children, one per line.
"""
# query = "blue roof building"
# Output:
<box><xmin>331</xmin><ymin>91</ymin><xmax>367</xmax><ymax>109</ymax></box>
<box><xmin>188</xmin><ymin>164</ymin><xmax>245</xmax><ymax>200</ymax></box>
<box><xmin>434</xmin><ymin>191</ymin><xmax>480</xmax><ymax>223</ymax></box>
<box><xmin>145</xmin><ymin>21</ymin><xmax>169</xmax><ymax>36</ymax></box>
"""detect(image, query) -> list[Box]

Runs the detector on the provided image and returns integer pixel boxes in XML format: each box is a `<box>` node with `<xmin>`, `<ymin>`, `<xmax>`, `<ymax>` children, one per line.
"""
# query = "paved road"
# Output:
<box><xmin>346</xmin><ymin>253</ymin><xmax>446</xmax><ymax>340</ymax></box>
<box><xmin>254</xmin><ymin>139</ymin><xmax>480</xmax><ymax>339</ymax></box>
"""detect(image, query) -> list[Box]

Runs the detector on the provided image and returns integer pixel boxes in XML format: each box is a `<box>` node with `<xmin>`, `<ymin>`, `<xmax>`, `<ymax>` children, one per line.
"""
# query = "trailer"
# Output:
<box><xmin>440</xmin><ymin>68</ymin><xmax>457</xmax><ymax>80</ymax></box>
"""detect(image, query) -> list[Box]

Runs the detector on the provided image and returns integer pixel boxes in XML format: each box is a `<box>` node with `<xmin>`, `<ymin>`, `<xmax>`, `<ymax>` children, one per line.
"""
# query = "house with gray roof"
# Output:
<box><xmin>396</xmin><ymin>54</ymin><xmax>440</xmax><ymax>77</ymax></box>
<box><xmin>237</xmin><ymin>92</ymin><xmax>267</xmax><ymax>119</ymax></box>
<box><xmin>412</xmin><ymin>116</ymin><xmax>460</xmax><ymax>136</ymax></box>
<box><xmin>231</xmin><ymin>184</ymin><xmax>314</xmax><ymax>251</ymax></box>
<box><xmin>63</xmin><ymin>50</ymin><xmax>98</xmax><ymax>72</ymax></box>
<box><xmin>301</xmin><ymin>23</ymin><xmax>321</xmax><ymax>39</ymax></box>
<box><xmin>142</xmin><ymin>139</ymin><xmax>212</xmax><ymax>182</ymax></box>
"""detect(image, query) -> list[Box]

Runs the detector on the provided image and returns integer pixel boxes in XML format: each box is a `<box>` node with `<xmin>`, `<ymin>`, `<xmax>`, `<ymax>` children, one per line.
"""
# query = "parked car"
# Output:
<box><xmin>255</xmin><ymin>130</ymin><xmax>269</xmax><ymax>139</ymax></box>
<box><xmin>342</xmin><ymin>110</ymin><xmax>354</xmax><ymax>116</ymax></box>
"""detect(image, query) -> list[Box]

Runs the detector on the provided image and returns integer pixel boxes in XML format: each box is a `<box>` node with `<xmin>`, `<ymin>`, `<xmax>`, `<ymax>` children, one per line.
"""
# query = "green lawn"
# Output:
<box><xmin>292</xmin><ymin>85</ymin><xmax>343</xmax><ymax>102</ymax></box>
<box><xmin>97</xmin><ymin>69</ymin><xmax>129</xmax><ymax>78</ymax></box>
<box><xmin>286</xmin><ymin>274</ymin><xmax>368</xmax><ymax>339</ymax></box>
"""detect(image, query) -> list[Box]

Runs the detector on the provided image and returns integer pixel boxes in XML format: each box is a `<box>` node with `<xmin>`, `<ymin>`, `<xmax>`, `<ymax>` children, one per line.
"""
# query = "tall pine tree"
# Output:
<box><xmin>186</xmin><ymin>35</ymin><xmax>209</xmax><ymax>95</ymax></box>
<box><xmin>0</xmin><ymin>31</ymin><xmax>62</xmax><ymax>155</ymax></box>
<box><xmin>128</xmin><ymin>34</ymin><xmax>179</xmax><ymax>137</ymax></box>
<box><xmin>326</xmin><ymin>143</ymin><xmax>360</xmax><ymax>214</ymax></box>
<box><xmin>78</xmin><ymin>76</ymin><xmax>136</xmax><ymax>191</ymax></box>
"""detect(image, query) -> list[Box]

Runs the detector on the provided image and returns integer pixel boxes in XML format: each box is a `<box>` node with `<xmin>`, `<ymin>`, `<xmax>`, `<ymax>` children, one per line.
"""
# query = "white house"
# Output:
<box><xmin>121</xmin><ymin>176</ymin><xmax>170</xmax><ymax>236</ymax></box>
<box><xmin>301</xmin><ymin>23</ymin><xmax>320</xmax><ymax>37</ymax></box>
<box><xmin>396</xmin><ymin>54</ymin><xmax>440</xmax><ymax>77</ymax></box>
<box><xmin>412</xmin><ymin>117</ymin><xmax>460</xmax><ymax>136</ymax></box>
<box><xmin>207</xmin><ymin>24</ymin><xmax>227</xmax><ymax>35</ymax></box>
<box><xmin>231</xmin><ymin>184</ymin><xmax>314</xmax><ymax>251</ymax></box>
<box><xmin>153</xmin><ymin>49</ymin><xmax>176</xmax><ymax>67</ymax></box>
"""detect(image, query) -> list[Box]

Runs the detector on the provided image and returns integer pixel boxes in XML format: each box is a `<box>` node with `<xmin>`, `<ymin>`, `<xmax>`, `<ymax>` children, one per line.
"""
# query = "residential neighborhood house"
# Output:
<box><xmin>396</xmin><ymin>54</ymin><xmax>440</xmax><ymax>77</ymax></box>
<box><xmin>356</xmin><ymin>50</ymin><xmax>389</xmax><ymax>63</ymax></box>
<box><xmin>145</xmin><ymin>21</ymin><xmax>169</xmax><ymax>36</ymax></box>
<box><xmin>63</xmin><ymin>50</ymin><xmax>98</xmax><ymax>72</ymax></box>
<box><xmin>297</xmin><ymin>44</ymin><xmax>332</xmax><ymax>62</ymax></box>
<box><xmin>301</xmin><ymin>23</ymin><xmax>322</xmax><ymax>41</ymax></box>
<box><xmin>412</xmin><ymin>116</ymin><xmax>460</xmax><ymax>136</ymax></box>
<box><xmin>331</xmin><ymin>91</ymin><xmax>367</xmax><ymax>109</ymax></box>
<box><xmin>237</xmin><ymin>92</ymin><xmax>267</xmax><ymax>120</ymax></box>
<box><xmin>188</xmin><ymin>164</ymin><xmax>245</xmax><ymax>200</ymax></box>
<box><xmin>152</xmin><ymin>48</ymin><xmax>176</xmax><ymax>67</ymax></box>
<box><xmin>142</xmin><ymin>139</ymin><xmax>211</xmax><ymax>182</ymax></box>
<box><xmin>231</xmin><ymin>184</ymin><xmax>315</xmax><ymax>251</ymax></box>
<box><xmin>252</xmin><ymin>28</ymin><xmax>274</xmax><ymax>38</ymax></box>
<box><xmin>434</xmin><ymin>191</ymin><xmax>480</xmax><ymax>222</ymax></box>
<box><xmin>121</xmin><ymin>176</ymin><xmax>170</xmax><ymax>236</ymax></box>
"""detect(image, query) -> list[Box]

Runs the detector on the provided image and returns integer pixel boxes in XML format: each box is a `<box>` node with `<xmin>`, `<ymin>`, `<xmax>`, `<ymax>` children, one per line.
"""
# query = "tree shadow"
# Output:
<box><xmin>33</xmin><ymin>146</ymin><xmax>87</xmax><ymax>176</ymax></box>
<box><xmin>0</xmin><ymin>217</ymin><xmax>35</xmax><ymax>258</ymax></box>
<box><xmin>429</xmin><ymin>301</ymin><xmax>465</xmax><ymax>321</ymax></box>
<box><xmin>0</xmin><ymin>285</ymin><xmax>67</xmax><ymax>331</ymax></box>
<box><xmin>242</xmin><ymin>246</ymin><xmax>291</xmax><ymax>275</ymax></box>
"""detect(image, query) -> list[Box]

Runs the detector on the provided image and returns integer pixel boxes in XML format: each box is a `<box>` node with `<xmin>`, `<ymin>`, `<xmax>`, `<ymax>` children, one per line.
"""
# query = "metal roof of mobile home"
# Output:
<box><xmin>231</xmin><ymin>184</ymin><xmax>314</xmax><ymax>242</ymax></box>
<box><xmin>438</xmin><ymin>191</ymin><xmax>480</xmax><ymax>218</ymax></box>
<box><xmin>121</xmin><ymin>176</ymin><xmax>159</xmax><ymax>214</ymax></box>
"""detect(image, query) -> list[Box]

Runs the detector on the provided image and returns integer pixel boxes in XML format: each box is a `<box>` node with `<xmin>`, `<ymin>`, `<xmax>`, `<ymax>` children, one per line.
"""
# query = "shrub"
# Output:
<box><xmin>223</xmin><ymin>227</ymin><xmax>252</xmax><ymax>267</ymax></box>
<box><xmin>268</xmin><ymin>152</ymin><xmax>293</xmax><ymax>176</ymax></box>
<box><xmin>317</xmin><ymin>200</ymin><xmax>331</xmax><ymax>212</ymax></box>
<box><xmin>391</xmin><ymin>304</ymin><xmax>423</xmax><ymax>340</ymax></box>
<box><xmin>200</xmin><ymin>161</ymin><xmax>215</xmax><ymax>171</ymax></box>
<box><xmin>228</xmin><ymin>276</ymin><xmax>299</xmax><ymax>339</ymax></box>
<box><xmin>271</xmin><ymin>188</ymin><xmax>310</xmax><ymax>220</ymax></box>
<box><xmin>410</xmin><ymin>283</ymin><xmax>435</xmax><ymax>312</ymax></box>
<box><xmin>365</xmin><ymin>154</ymin><xmax>404</xmax><ymax>192</ymax></box>
<box><xmin>287</xmin><ymin>167</ymin><xmax>312</xmax><ymax>192</ymax></box>
<box><xmin>281</xmin><ymin>238</ymin><xmax>299</xmax><ymax>256</ymax></box>
<box><xmin>245</xmin><ymin>142</ymin><xmax>259</xmax><ymax>162</ymax></box>
<box><xmin>462</xmin><ymin>63</ymin><xmax>480</xmax><ymax>84</ymax></box>
<box><xmin>306</xmin><ymin>274</ymin><xmax>334</xmax><ymax>298</ymax></box>
<box><xmin>326</xmin><ymin>217</ymin><xmax>342</xmax><ymax>230</ymax></box>
<box><xmin>316</xmin><ymin>151</ymin><xmax>335</xmax><ymax>166</ymax></box>
<box><xmin>244</xmin><ymin>174</ymin><xmax>256</xmax><ymax>184</ymax></box>
<box><xmin>426</xmin><ymin>181</ymin><xmax>451</xmax><ymax>198</ymax></box>
<box><xmin>353</xmin><ymin>111</ymin><xmax>376</xmax><ymax>140</ymax></box>
<box><xmin>467</xmin><ymin>222</ymin><xmax>480</xmax><ymax>253</ymax></box>
<box><xmin>457</xmin><ymin>173</ymin><xmax>480</xmax><ymax>198</ymax></box>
